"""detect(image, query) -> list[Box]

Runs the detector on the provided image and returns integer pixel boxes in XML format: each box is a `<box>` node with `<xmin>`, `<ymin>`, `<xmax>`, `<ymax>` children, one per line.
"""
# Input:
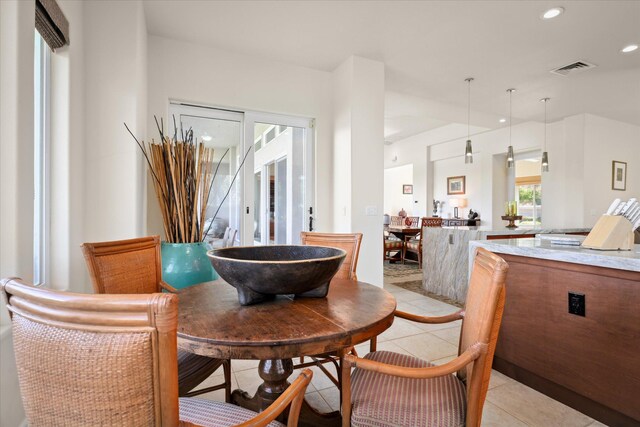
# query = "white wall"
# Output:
<box><xmin>583</xmin><ymin>114</ymin><xmax>640</xmax><ymax>226</ymax></box>
<box><xmin>428</xmin><ymin>121</ymin><xmax>542</xmax><ymax>228</ymax></box>
<box><xmin>384</xmin><ymin>123</ymin><xmax>487</xmax><ymax>218</ymax></box>
<box><xmin>384</xmin><ymin>164</ymin><xmax>414</xmax><ymax>216</ymax></box>
<box><xmin>83</xmin><ymin>0</ymin><xmax>147</xmax><ymax>242</ymax></box>
<box><xmin>405</xmin><ymin>113</ymin><xmax>640</xmax><ymax>230</ymax></box>
<box><xmin>0</xmin><ymin>1</ymin><xmax>34</xmax><ymax>425</ymax></box>
<box><xmin>332</xmin><ymin>58</ymin><xmax>353</xmax><ymax>233</ymax></box>
<box><xmin>543</xmin><ymin>115</ymin><xmax>584</xmax><ymax>228</ymax></box>
<box><xmin>146</xmin><ymin>36</ymin><xmax>334</xmax><ymax>236</ymax></box>
<box><xmin>332</xmin><ymin>56</ymin><xmax>385</xmax><ymax>285</ymax></box>
<box><xmin>433</xmin><ymin>156</ymin><xmax>483</xmax><ymax>219</ymax></box>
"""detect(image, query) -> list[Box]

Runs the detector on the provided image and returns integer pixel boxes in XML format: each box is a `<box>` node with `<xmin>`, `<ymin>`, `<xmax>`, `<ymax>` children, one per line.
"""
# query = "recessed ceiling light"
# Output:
<box><xmin>202</xmin><ymin>135</ymin><xmax>212</xmax><ymax>142</ymax></box>
<box><xmin>499</xmin><ymin>118</ymin><xmax>506</xmax><ymax>123</ymax></box>
<box><xmin>621</xmin><ymin>44</ymin><xmax>638</xmax><ymax>53</ymax></box>
<box><xmin>541</xmin><ymin>7</ymin><xmax>564</xmax><ymax>19</ymax></box>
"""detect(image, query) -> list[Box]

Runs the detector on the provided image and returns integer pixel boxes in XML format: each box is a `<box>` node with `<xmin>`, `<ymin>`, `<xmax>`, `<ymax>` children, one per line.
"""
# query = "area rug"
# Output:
<box><xmin>383</xmin><ymin>261</ymin><xmax>421</xmax><ymax>277</ymax></box>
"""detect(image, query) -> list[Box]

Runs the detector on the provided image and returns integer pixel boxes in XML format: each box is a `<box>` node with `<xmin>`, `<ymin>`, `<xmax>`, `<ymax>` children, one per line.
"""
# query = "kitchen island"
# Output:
<box><xmin>422</xmin><ymin>227</ymin><xmax>590</xmax><ymax>302</ymax></box>
<box><xmin>470</xmin><ymin>238</ymin><xmax>640</xmax><ymax>426</ymax></box>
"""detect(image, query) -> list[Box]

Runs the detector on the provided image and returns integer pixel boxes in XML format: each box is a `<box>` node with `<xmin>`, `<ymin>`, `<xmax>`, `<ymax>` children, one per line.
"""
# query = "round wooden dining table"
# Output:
<box><xmin>177</xmin><ymin>278</ymin><xmax>396</xmax><ymax>426</ymax></box>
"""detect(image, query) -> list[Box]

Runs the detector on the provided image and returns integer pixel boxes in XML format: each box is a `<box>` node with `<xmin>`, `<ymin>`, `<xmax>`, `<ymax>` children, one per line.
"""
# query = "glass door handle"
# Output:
<box><xmin>308</xmin><ymin>207</ymin><xmax>314</xmax><ymax>231</ymax></box>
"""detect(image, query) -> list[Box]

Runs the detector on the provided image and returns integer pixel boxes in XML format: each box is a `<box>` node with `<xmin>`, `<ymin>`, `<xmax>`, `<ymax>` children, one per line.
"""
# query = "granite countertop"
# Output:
<box><xmin>428</xmin><ymin>227</ymin><xmax>591</xmax><ymax>234</ymax></box>
<box><xmin>470</xmin><ymin>238</ymin><xmax>640</xmax><ymax>272</ymax></box>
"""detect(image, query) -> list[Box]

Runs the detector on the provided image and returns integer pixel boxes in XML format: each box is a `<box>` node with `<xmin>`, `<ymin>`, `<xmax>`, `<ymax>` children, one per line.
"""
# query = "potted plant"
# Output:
<box><xmin>126</xmin><ymin>117</ymin><xmax>249</xmax><ymax>289</ymax></box>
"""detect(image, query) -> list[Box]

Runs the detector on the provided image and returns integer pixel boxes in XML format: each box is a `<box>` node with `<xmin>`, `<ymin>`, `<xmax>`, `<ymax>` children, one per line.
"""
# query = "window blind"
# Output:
<box><xmin>35</xmin><ymin>0</ymin><xmax>69</xmax><ymax>50</ymax></box>
<box><xmin>515</xmin><ymin>175</ymin><xmax>541</xmax><ymax>186</ymax></box>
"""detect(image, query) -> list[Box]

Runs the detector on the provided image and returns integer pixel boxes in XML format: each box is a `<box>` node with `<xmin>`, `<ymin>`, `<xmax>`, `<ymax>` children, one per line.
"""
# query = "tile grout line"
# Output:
<box><xmin>485</xmin><ymin>385</ymin><xmax>535</xmax><ymax>426</ymax></box>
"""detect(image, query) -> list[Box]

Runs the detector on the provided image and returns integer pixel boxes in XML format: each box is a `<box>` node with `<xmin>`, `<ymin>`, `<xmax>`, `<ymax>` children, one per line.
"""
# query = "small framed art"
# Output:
<box><xmin>447</xmin><ymin>176</ymin><xmax>466</xmax><ymax>195</ymax></box>
<box><xmin>612</xmin><ymin>161</ymin><xmax>627</xmax><ymax>191</ymax></box>
<box><xmin>403</xmin><ymin>184</ymin><xmax>413</xmax><ymax>194</ymax></box>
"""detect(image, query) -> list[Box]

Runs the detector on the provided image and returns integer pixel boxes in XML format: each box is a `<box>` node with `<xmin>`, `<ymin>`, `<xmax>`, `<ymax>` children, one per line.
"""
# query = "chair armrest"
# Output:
<box><xmin>160</xmin><ymin>281</ymin><xmax>178</xmax><ymax>293</ymax></box>
<box><xmin>180</xmin><ymin>369</ymin><xmax>313</xmax><ymax>427</ymax></box>
<box><xmin>343</xmin><ymin>343</ymin><xmax>485</xmax><ymax>380</ymax></box>
<box><xmin>395</xmin><ymin>309</ymin><xmax>464</xmax><ymax>324</ymax></box>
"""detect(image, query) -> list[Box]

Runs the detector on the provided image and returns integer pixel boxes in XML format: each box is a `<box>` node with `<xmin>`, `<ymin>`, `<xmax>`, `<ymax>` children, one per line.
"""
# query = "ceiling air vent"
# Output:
<box><xmin>550</xmin><ymin>61</ymin><xmax>597</xmax><ymax>76</ymax></box>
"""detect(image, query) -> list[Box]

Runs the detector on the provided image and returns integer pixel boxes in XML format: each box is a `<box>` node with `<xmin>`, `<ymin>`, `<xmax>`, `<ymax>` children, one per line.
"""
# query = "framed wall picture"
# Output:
<box><xmin>403</xmin><ymin>184</ymin><xmax>413</xmax><ymax>194</ymax></box>
<box><xmin>447</xmin><ymin>176</ymin><xmax>466</xmax><ymax>195</ymax></box>
<box><xmin>612</xmin><ymin>161</ymin><xmax>627</xmax><ymax>191</ymax></box>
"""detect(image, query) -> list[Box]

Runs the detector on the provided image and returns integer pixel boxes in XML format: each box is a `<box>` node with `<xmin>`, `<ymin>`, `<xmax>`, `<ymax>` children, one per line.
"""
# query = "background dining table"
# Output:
<box><xmin>177</xmin><ymin>277</ymin><xmax>396</xmax><ymax>426</ymax></box>
<box><xmin>387</xmin><ymin>225</ymin><xmax>421</xmax><ymax>263</ymax></box>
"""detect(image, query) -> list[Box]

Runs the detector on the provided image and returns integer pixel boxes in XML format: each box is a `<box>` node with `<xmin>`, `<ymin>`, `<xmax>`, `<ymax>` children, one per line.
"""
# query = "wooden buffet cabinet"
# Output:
<box><xmin>494</xmin><ymin>253</ymin><xmax>640</xmax><ymax>426</ymax></box>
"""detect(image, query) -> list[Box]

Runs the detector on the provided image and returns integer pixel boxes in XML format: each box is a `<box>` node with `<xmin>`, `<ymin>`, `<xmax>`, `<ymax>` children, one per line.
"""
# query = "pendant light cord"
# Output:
<box><xmin>509</xmin><ymin>89</ymin><xmax>512</xmax><ymax>145</ymax></box>
<box><xmin>467</xmin><ymin>79</ymin><xmax>471</xmax><ymax>139</ymax></box>
<box><xmin>544</xmin><ymin>99</ymin><xmax>547</xmax><ymax>151</ymax></box>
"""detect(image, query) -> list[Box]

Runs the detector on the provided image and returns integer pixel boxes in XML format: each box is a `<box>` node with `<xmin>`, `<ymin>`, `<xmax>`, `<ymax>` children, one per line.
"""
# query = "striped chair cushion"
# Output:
<box><xmin>406</xmin><ymin>241</ymin><xmax>420</xmax><ymax>251</ymax></box>
<box><xmin>179</xmin><ymin>398</ymin><xmax>284</xmax><ymax>427</ymax></box>
<box><xmin>385</xmin><ymin>241</ymin><xmax>404</xmax><ymax>250</ymax></box>
<box><xmin>350</xmin><ymin>351</ymin><xmax>466</xmax><ymax>427</ymax></box>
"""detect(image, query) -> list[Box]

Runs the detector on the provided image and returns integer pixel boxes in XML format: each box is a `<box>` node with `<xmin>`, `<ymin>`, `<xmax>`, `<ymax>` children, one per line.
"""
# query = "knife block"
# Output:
<box><xmin>582</xmin><ymin>215</ymin><xmax>634</xmax><ymax>251</ymax></box>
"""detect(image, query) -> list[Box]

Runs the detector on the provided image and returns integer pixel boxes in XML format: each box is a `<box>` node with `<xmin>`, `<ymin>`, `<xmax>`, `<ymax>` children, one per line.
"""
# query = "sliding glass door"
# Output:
<box><xmin>167</xmin><ymin>103</ymin><xmax>314</xmax><ymax>246</ymax></box>
<box><xmin>249</xmin><ymin>116</ymin><xmax>313</xmax><ymax>245</ymax></box>
<box><xmin>168</xmin><ymin>104</ymin><xmax>244</xmax><ymax>247</ymax></box>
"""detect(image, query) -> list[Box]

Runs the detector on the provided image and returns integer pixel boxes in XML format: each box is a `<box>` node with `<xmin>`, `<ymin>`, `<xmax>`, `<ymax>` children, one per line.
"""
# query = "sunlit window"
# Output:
<box><xmin>34</xmin><ymin>30</ymin><xmax>51</xmax><ymax>285</ymax></box>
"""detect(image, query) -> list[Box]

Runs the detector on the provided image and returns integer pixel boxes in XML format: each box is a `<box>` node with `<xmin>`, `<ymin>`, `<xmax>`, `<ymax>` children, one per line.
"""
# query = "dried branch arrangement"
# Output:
<box><xmin>125</xmin><ymin>117</ymin><xmax>250</xmax><ymax>243</ymax></box>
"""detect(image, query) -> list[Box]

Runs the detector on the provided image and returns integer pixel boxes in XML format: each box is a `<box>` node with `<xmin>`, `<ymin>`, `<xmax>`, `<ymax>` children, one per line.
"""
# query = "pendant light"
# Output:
<box><xmin>464</xmin><ymin>77</ymin><xmax>474</xmax><ymax>164</ymax></box>
<box><xmin>541</xmin><ymin>97</ymin><xmax>550</xmax><ymax>172</ymax></box>
<box><xmin>506</xmin><ymin>88</ymin><xmax>516</xmax><ymax>168</ymax></box>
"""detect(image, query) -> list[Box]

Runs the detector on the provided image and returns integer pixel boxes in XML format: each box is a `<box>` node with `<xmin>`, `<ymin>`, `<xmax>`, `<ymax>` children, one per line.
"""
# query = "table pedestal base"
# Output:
<box><xmin>231</xmin><ymin>358</ymin><xmax>341</xmax><ymax>426</ymax></box>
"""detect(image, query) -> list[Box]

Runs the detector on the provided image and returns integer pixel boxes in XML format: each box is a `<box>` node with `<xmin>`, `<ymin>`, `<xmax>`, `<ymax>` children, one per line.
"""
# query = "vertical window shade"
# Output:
<box><xmin>35</xmin><ymin>0</ymin><xmax>69</xmax><ymax>50</ymax></box>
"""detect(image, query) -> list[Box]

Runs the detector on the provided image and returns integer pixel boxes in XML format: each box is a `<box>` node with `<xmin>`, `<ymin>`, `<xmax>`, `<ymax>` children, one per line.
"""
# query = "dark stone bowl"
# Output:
<box><xmin>208</xmin><ymin>245</ymin><xmax>346</xmax><ymax>306</ymax></box>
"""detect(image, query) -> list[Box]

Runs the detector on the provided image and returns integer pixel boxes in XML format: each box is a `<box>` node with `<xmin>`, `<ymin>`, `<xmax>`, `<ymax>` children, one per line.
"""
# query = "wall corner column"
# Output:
<box><xmin>331</xmin><ymin>56</ymin><xmax>385</xmax><ymax>285</ymax></box>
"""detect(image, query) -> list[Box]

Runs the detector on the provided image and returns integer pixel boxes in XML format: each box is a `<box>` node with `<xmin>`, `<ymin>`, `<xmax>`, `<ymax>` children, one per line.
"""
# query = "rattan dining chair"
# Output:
<box><xmin>81</xmin><ymin>235</ymin><xmax>231</xmax><ymax>399</ymax></box>
<box><xmin>299</xmin><ymin>232</ymin><xmax>362</xmax><ymax>281</ymax></box>
<box><xmin>341</xmin><ymin>247</ymin><xmax>508</xmax><ymax>427</ymax></box>
<box><xmin>389</xmin><ymin>216</ymin><xmax>404</xmax><ymax>227</ymax></box>
<box><xmin>402</xmin><ymin>216</ymin><xmax>443</xmax><ymax>268</ymax></box>
<box><xmin>295</xmin><ymin>232</ymin><xmax>370</xmax><ymax>388</ymax></box>
<box><xmin>1</xmin><ymin>277</ymin><xmax>312</xmax><ymax>427</ymax></box>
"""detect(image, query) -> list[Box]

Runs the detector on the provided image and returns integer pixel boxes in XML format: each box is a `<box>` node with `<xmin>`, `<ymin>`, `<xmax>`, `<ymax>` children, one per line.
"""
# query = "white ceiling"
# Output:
<box><xmin>144</xmin><ymin>1</ymin><xmax>640</xmax><ymax>142</ymax></box>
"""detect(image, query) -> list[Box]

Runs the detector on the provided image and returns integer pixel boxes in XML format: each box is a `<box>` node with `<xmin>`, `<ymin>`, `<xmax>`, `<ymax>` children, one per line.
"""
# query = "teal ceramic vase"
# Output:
<box><xmin>161</xmin><ymin>242</ymin><xmax>218</xmax><ymax>290</ymax></box>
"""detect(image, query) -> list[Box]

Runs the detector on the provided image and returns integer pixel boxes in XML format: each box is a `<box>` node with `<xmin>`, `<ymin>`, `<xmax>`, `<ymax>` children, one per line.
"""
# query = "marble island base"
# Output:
<box><xmin>422</xmin><ymin>227</ymin><xmax>591</xmax><ymax>303</ymax></box>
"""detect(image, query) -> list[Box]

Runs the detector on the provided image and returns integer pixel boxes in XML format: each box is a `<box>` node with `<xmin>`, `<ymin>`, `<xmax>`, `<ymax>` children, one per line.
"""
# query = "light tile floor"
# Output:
<box><xmin>191</xmin><ymin>276</ymin><xmax>606</xmax><ymax>426</ymax></box>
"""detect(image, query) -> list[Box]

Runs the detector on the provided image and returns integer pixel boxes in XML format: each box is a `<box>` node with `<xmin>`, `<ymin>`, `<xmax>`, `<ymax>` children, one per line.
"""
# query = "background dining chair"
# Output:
<box><xmin>404</xmin><ymin>215</ymin><xmax>420</xmax><ymax>228</ymax></box>
<box><xmin>295</xmin><ymin>231</ymin><xmax>367</xmax><ymax>389</ymax></box>
<box><xmin>383</xmin><ymin>235</ymin><xmax>404</xmax><ymax>261</ymax></box>
<box><xmin>341</xmin><ymin>247</ymin><xmax>508</xmax><ymax>427</ymax></box>
<box><xmin>81</xmin><ymin>235</ymin><xmax>232</xmax><ymax>399</ymax></box>
<box><xmin>1</xmin><ymin>277</ymin><xmax>312</xmax><ymax>427</ymax></box>
<box><xmin>402</xmin><ymin>216</ymin><xmax>443</xmax><ymax>268</ymax></box>
<box><xmin>389</xmin><ymin>215</ymin><xmax>404</xmax><ymax>227</ymax></box>
<box><xmin>299</xmin><ymin>232</ymin><xmax>362</xmax><ymax>281</ymax></box>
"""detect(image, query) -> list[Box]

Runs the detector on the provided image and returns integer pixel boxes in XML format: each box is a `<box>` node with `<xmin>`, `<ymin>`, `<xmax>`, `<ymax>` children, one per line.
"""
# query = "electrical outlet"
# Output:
<box><xmin>365</xmin><ymin>206</ymin><xmax>377</xmax><ymax>216</ymax></box>
<box><xmin>568</xmin><ymin>292</ymin><xmax>585</xmax><ymax>316</ymax></box>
